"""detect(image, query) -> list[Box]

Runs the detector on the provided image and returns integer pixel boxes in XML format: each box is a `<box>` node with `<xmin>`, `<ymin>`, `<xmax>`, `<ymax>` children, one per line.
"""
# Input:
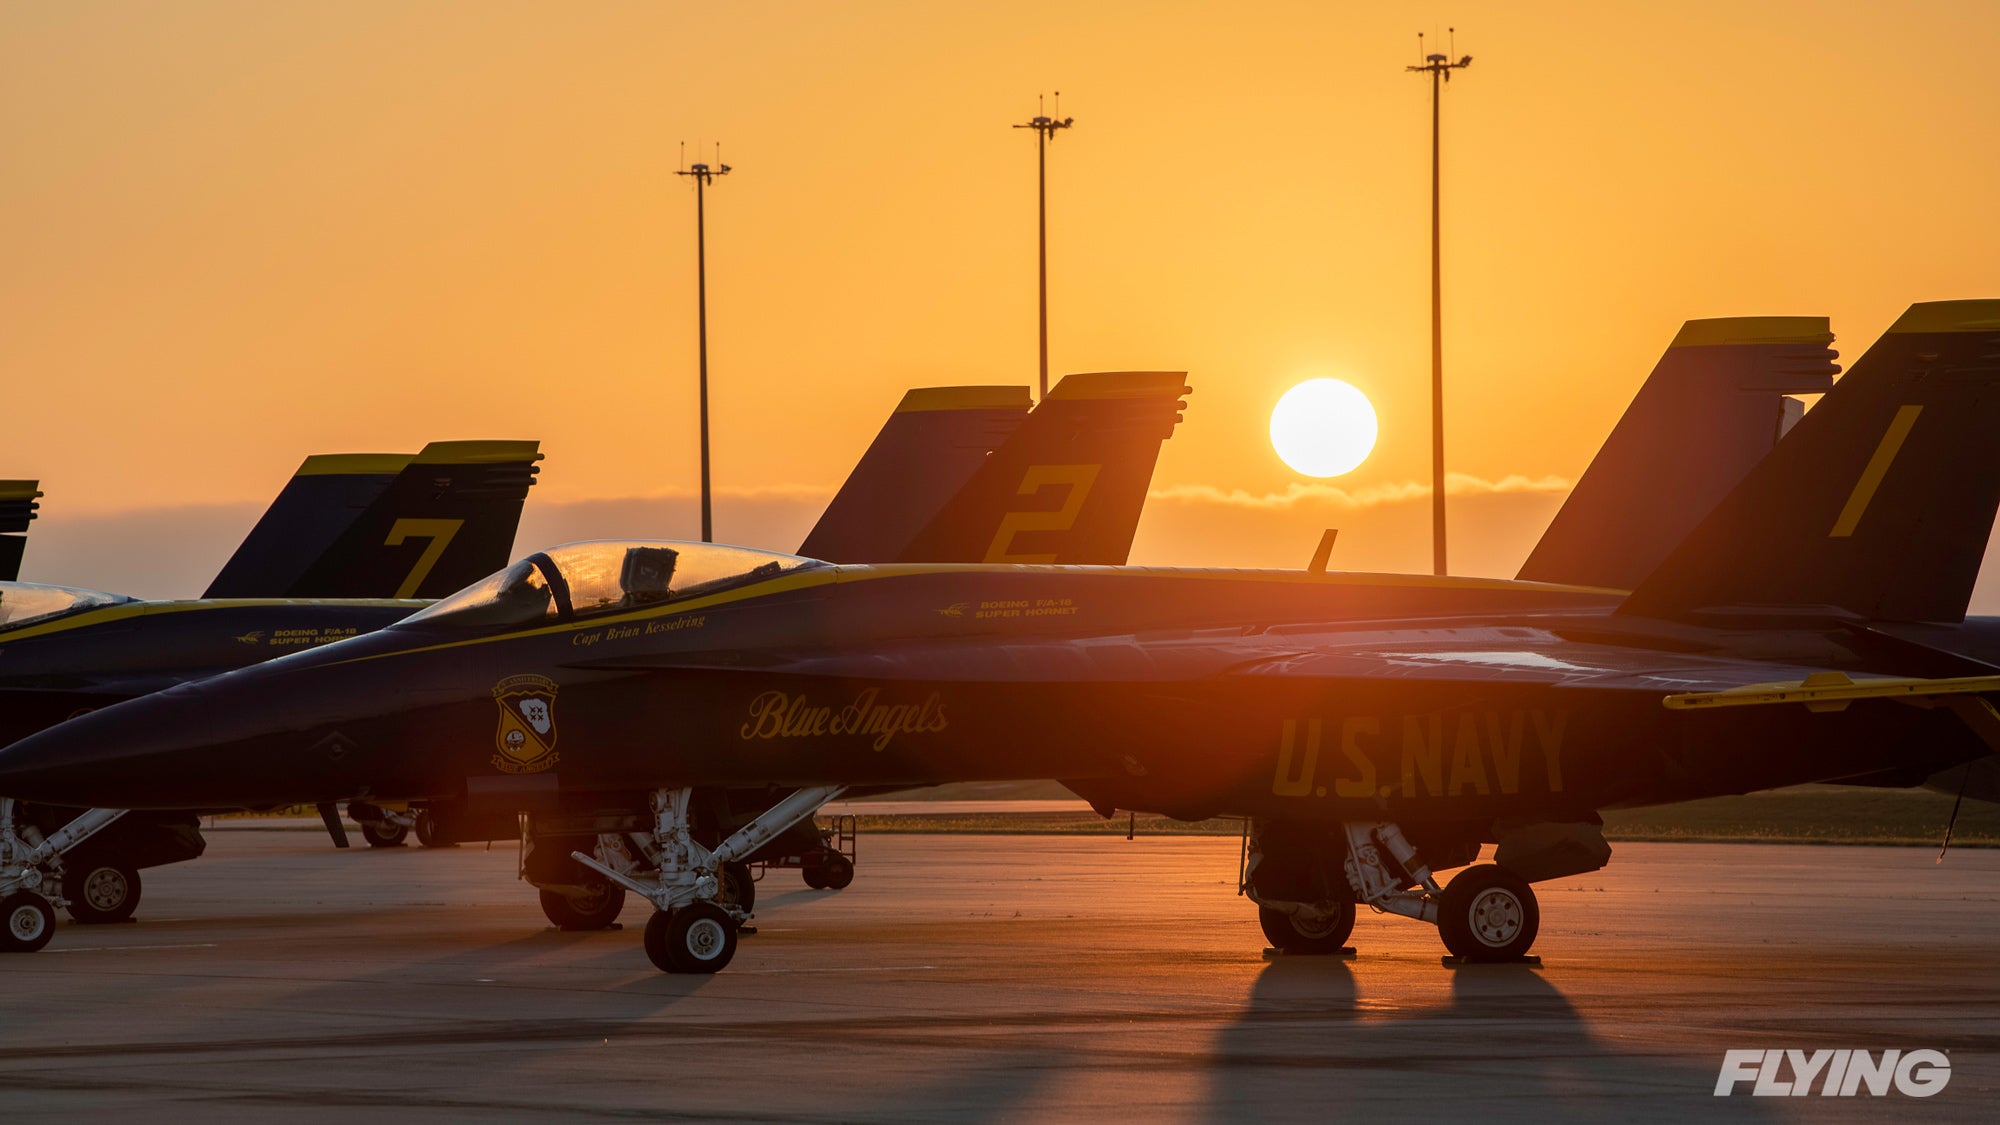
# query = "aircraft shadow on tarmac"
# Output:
<box><xmin>1201</xmin><ymin>958</ymin><xmax>1772</xmax><ymax>1123</ymax></box>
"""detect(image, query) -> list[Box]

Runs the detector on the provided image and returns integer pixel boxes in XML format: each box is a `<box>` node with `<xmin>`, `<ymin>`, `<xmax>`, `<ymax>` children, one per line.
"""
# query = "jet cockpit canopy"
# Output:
<box><xmin>0</xmin><ymin>583</ymin><xmax>136</xmax><ymax>633</ymax></box>
<box><xmin>402</xmin><ymin>540</ymin><xmax>822</xmax><ymax>630</ymax></box>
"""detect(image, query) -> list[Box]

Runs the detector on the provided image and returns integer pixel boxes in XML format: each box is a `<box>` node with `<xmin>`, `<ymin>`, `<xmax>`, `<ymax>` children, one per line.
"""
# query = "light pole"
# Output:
<box><xmin>1014</xmin><ymin>94</ymin><xmax>1074</xmax><ymax>400</ymax></box>
<box><xmin>1407</xmin><ymin>32</ymin><xmax>1471</xmax><ymax>577</ymax></box>
<box><xmin>677</xmin><ymin>148</ymin><xmax>731</xmax><ymax>543</ymax></box>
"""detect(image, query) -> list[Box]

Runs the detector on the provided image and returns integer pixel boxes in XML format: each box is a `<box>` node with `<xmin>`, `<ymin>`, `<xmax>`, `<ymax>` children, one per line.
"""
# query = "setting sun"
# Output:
<box><xmin>1270</xmin><ymin>378</ymin><xmax>1379</xmax><ymax>478</ymax></box>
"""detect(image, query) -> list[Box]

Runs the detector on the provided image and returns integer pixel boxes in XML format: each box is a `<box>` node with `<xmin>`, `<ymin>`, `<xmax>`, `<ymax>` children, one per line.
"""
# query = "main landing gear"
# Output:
<box><xmin>1245</xmin><ymin>819</ymin><xmax>1542</xmax><ymax>963</ymax></box>
<box><xmin>0</xmin><ymin>797</ymin><xmax>130</xmax><ymax>952</ymax></box>
<box><xmin>570</xmin><ymin>785</ymin><xmax>846</xmax><ymax>974</ymax></box>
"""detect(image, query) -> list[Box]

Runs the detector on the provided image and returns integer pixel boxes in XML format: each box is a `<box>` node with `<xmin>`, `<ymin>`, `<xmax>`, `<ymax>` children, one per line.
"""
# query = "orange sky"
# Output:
<box><xmin>5</xmin><ymin>2</ymin><xmax>2000</xmax><ymax>590</ymax></box>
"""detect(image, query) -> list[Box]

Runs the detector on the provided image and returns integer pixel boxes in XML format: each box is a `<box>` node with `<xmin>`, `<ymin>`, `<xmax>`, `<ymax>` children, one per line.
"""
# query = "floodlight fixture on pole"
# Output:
<box><xmin>677</xmin><ymin>144</ymin><xmax>732</xmax><ymax>543</ymax></box>
<box><xmin>1014</xmin><ymin>93</ymin><xmax>1075</xmax><ymax>400</ymax></box>
<box><xmin>1407</xmin><ymin>30</ymin><xmax>1471</xmax><ymax>577</ymax></box>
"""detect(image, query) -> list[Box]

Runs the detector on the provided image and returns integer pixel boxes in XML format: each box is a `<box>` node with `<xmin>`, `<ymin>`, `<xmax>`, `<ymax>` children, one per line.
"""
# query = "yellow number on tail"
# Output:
<box><xmin>983</xmin><ymin>465</ymin><xmax>1101</xmax><ymax>564</ymax></box>
<box><xmin>1829</xmin><ymin>405</ymin><xmax>1923</xmax><ymax>538</ymax></box>
<box><xmin>386</xmin><ymin>518</ymin><xmax>465</xmax><ymax>598</ymax></box>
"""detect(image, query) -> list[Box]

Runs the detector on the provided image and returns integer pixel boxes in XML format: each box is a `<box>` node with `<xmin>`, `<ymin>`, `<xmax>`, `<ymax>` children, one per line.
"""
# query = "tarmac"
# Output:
<box><xmin>1</xmin><ymin>830</ymin><xmax>1995</xmax><ymax>1122</ymax></box>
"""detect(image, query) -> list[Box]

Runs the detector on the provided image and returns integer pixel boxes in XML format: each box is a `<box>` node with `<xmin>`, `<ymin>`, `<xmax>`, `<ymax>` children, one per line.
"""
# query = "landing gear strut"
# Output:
<box><xmin>0</xmin><ymin>798</ymin><xmax>131</xmax><ymax>950</ymax></box>
<box><xmin>572</xmin><ymin>785</ymin><xmax>846</xmax><ymax>974</ymax></box>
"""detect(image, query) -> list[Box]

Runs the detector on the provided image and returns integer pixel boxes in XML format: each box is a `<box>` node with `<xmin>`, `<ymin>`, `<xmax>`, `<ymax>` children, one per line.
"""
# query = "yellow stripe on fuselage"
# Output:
<box><xmin>0</xmin><ymin>598</ymin><xmax>427</xmax><ymax>643</ymax></box>
<box><xmin>326</xmin><ymin>563</ymin><xmax>1624</xmax><ymax>666</ymax></box>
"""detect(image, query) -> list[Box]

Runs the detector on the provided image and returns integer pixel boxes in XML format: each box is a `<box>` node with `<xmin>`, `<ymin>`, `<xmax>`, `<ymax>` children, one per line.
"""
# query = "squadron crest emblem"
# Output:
<box><xmin>491</xmin><ymin>673</ymin><xmax>561</xmax><ymax>774</ymax></box>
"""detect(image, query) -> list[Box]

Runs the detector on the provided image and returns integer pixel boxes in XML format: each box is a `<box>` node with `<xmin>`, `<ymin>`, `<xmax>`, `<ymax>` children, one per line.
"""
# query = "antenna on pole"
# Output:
<box><xmin>676</xmin><ymin>144</ymin><xmax>734</xmax><ymax>543</ymax></box>
<box><xmin>1406</xmin><ymin>31</ymin><xmax>1472</xmax><ymax>577</ymax></box>
<box><xmin>1014</xmin><ymin>93</ymin><xmax>1075</xmax><ymax>401</ymax></box>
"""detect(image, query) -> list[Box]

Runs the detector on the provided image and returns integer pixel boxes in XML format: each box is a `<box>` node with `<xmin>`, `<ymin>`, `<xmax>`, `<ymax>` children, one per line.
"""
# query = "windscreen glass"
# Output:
<box><xmin>0</xmin><ymin>583</ymin><xmax>134</xmax><ymax>632</ymax></box>
<box><xmin>402</xmin><ymin>541</ymin><xmax>820</xmax><ymax>629</ymax></box>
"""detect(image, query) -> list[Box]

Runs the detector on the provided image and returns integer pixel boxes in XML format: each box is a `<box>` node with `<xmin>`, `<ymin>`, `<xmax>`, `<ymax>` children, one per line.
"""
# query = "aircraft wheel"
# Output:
<box><xmin>63</xmin><ymin>860</ymin><xmax>142</xmax><ymax>924</ymax></box>
<box><xmin>644</xmin><ymin>903</ymin><xmax>737</xmax><ymax>974</ymax></box>
<box><xmin>359</xmin><ymin>820</ymin><xmax>408</xmax><ymax>848</ymax></box>
<box><xmin>719</xmin><ymin>861</ymin><xmax>756</xmax><ymax>913</ymax></box>
<box><xmin>414</xmin><ymin>810</ymin><xmax>454</xmax><ymax>849</ymax></box>
<box><xmin>819</xmin><ymin>852</ymin><xmax>855</xmax><ymax>891</ymax></box>
<box><xmin>801</xmin><ymin>864</ymin><xmax>829</xmax><ymax>890</ymax></box>
<box><xmin>1</xmin><ymin>892</ymin><xmax>56</xmax><ymax>953</ymax></box>
<box><xmin>539</xmin><ymin>882</ymin><xmax>626</xmax><ymax>930</ymax></box>
<box><xmin>1257</xmin><ymin>900</ymin><xmax>1354</xmax><ymax>954</ymax></box>
<box><xmin>1437</xmin><ymin>864</ymin><xmax>1539</xmax><ymax>961</ymax></box>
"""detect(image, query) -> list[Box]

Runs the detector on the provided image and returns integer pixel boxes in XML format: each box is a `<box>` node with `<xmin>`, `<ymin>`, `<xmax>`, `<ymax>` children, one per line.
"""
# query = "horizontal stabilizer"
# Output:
<box><xmin>1519</xmin><ymin>317</ymin><xmax>1837</xmax><ymax>590</ymax></box>
<box><xmin>1620</xmin><ymin>301</ymin><xmax>2000</xmax><ymax>623</ymax></box>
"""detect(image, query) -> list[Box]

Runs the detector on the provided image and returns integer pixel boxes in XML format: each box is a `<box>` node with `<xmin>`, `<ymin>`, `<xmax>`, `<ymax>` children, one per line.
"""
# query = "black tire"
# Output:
<box><xmin>719</xmin><ymin>861</ymin><xmax>756</xmax><ymax>913</ymax></box>
<box><xmin>1257</xmin><ymin>900</ymin><xmax>1355</xmax><ymax>954</ymax></box>
<box><xmin>359</xmin><ymin>820</ymin><xmax>409</xmax><ymax>848</ymax></box>
<box><xmin>1</xmin><ymin>892</ymin><xmax>56</xmax><ymax>953</ymax></box>
<box><xmin>539</xmin><ymin>883</ymin><xmax>626</xmax><ymax>930</ymax></box>
<box><xmin>643</xmin><ymin>903</ymin><xmax>738</xmax><ymax>973</ymax></box>
<box><xmin>801</xmin><ymin>864</ymin><xmax>829</xmax><ymax>890</ymax></box>
<box><xmin>1437</xmin><ymin>864</ymin><xmax>1540</xmax><ymax>961</ymax></box>
<box><xmin>63</xmin><ymin>860</ymin><xmax>142</xmax><ymax>924</ymax></box>
<box><xmin>414</xmin><ymin>810</ymin><xmax>454</xmax><ymax>849</ymax></box>
<box><xmin>820</xmin><ymin>852</ymin><xmax>855</xmax><ymax>891</ymax></box>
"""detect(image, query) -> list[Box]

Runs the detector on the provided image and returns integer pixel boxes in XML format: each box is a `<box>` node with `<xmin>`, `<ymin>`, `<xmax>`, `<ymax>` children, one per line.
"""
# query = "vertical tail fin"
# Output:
<box><xmin>1518</xmin><ymin>317</ymin><xmax>1837</xmax><ymax>589</ymax></box>
<box><xmin>798</xmin><ymin>387</ymin><xmax>1032</xmax><ymax>563</ymax></box>
<box><xmin>204</xmin><ymin>454</ymin><xmax>412</xmax><ymax>597</ymax></box>
<box><xmin>0</xmin><ymin>480</ymin><xmax>43</xmax><ymax>582</ymax></box>
<box><xmin>898</xmin><ymin>371</ymin><xmax>1190</xmax><ymax>564</ymax></box>
<box><xmin>1620</xmin><ymin>300</ymin><xmax>2000</xmax><ymax>623</ymax></box>
<box><xmin>209</xmin><ymin>440</ymin><xmax>544</xmax><ymax>600</ymax></box>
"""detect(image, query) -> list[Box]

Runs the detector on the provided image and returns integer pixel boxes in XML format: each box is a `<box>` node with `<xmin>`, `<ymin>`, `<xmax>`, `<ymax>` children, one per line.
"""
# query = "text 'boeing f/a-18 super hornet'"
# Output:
<box><xmin>4</xmin><ymin>302</ymin><xmax>1999</xmax><ymax>975</ymax></box>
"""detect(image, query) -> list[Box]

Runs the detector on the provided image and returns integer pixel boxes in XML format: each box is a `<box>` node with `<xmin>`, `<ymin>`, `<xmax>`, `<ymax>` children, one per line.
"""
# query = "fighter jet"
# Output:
<box><xmin>5</xmin><ymin>302</ymin><xmax>1996</xmax><ymax>975</ymax></box>
<box><xmin>0</xmin><ymin>373</ymin><xmax>1191</xmax><ymax>938</ymax></box>
<box><xmin>412</xmin><ymin>371</ymin><xmax>1194</xmax><ymax>914</ymax></box>
<box><xmin>0</xmin><ymin>480</ymin><xmax>42</xmax><ymax>582</ymax></box>
<box><xmin>0</xmin><ymin>440</ymin><xmax>545</xmax><ymax>923</ymax></box>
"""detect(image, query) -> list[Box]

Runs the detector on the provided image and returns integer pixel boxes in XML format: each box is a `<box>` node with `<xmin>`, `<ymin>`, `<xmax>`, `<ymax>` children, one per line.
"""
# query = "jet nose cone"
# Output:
<box><xmin>0</xmin><ymin>691</ymin><xmax>208</xmax><ymax>808</ymax></box>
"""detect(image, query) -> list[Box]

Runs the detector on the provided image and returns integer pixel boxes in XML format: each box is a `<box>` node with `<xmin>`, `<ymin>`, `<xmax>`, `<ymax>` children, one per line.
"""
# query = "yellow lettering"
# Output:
<box><xmin>385</xmin><ymin>518</ymin><xmax>465</xmax><ymax>599</ymax></box>
<box><xmin>1533</xmin><ymin>709</ymin><xmax>1568</xmax><ymax>792</ymax></box>
<box><xmin>1485</xmin><ymin>712</ymin><xmax>1526</xmax><ymax>795</ymax></box>
<box><xmin>1272</xmin><ymin>719</ymin><xmax>1320</xmax><ymax>797</ymax></box>
<box><xmin>1335</xmin><ymin>716</ymin><xmax>1378</xmax><ymax>798</ymax></box>
<box><xmin>1401</xmin><ymin>715</ymin><xmax>1445</xmax><ymax>797</ymax></box>
<box><xmin>1448</xmin><ymin>715</ymin><xmax>1490</xmax><ymax>796</ymax></box>
<box><xmin>740</xmin><ymin>692</ymin><xmax>790</xmax><ymax>740</ymax></box>
<box><xmin>982</xmin><ymin>465</ymin><xmax>1102</xmax><ymax>563</ymax></box>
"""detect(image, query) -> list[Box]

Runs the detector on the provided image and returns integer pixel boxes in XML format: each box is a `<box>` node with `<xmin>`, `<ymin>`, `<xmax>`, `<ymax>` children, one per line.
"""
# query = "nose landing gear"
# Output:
<box><xmin>1</xmin><ymin>891</ymin><xmax>55</xmax><ymax>953</ymax></box>
<box><xmin>571</xmin><ymin>785</ymin><xmax>847</xmax><ymax>974</ymax></box>
<box><xmin>0</xmin><ymin>798</ymin><xmax>130</xmax><ymax>952</ymax></box>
